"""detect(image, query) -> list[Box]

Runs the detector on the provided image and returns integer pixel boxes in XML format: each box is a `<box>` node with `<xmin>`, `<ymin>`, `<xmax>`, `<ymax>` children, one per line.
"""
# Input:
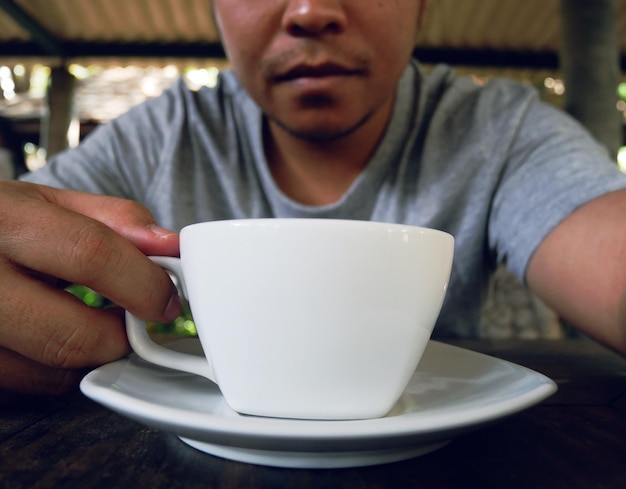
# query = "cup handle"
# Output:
<box><xmin>125</xmin><ymin>256</ymin><xmax>216</xmax><ymax>382</ymax></box>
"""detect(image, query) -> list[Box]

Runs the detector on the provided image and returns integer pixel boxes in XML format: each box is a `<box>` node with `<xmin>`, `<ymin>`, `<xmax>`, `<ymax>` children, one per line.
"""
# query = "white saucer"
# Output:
<box><xmin>80</xmin><ymin>339</ymin><xmax>556</xmax><ymax>469</ymax></box>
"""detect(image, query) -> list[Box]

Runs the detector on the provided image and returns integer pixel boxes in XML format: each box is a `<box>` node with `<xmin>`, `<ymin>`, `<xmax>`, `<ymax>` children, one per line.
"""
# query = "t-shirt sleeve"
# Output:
<box><xmin>488</xmin><ymin>86</ymin><xmax>626</xmax><ymax>282</ymax></box>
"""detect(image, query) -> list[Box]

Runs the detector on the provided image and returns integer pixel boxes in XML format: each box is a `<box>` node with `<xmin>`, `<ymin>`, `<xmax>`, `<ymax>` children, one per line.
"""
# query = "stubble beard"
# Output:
<box><xmin>265</xmin><ymin>97</ymin><xmax>376</xmax><ymax>143</ymax></box>
<box><xmin>259</xmin><ymin>45</ymin><xmax>375</xmax><ymax>142</ymax></box>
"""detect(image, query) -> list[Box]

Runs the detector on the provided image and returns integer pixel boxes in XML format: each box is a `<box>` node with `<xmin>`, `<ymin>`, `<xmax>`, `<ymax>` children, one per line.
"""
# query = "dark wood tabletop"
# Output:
<box><xmin>1</xmin><ymin>338</ymin><xmax>625</xmax><ymax>489</ymax></box>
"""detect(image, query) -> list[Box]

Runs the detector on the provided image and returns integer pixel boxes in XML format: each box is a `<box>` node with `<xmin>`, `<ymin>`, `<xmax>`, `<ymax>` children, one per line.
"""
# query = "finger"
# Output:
<box><xmin>43</xmin><ymin>184</ymin><xmax>181</xmax><ymax>257</ymax></box>
<box><xmin>0</xmin><ymin>182</ymin><xmax>181</xmax><ymax>322</ymax></box>
<box><xmin>0</xmin><ymin>346</ymin><xmax>86</xmax><ymax>396</ymax></box>
<box><xmin>7</xmin><ymin>181</ymin><xmax>180</xmax><ymax>257</ymax></box>
<box><xmin>0</xmin><ymin>263</ymin><xmax>131</xmax><ymax>370</ymax></box>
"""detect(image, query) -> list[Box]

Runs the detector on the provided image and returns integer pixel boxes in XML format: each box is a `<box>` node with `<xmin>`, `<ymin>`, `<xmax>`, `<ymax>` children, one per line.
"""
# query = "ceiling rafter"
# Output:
<box><xmin>0</xmin><ymin>0</ymin><xmax>65</xmax><ymax>57</ymax></box>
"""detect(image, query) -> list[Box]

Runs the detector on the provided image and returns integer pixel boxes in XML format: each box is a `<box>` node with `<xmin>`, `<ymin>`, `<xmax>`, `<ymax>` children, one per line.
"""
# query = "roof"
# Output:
<box><xmin>1</xmin><ymin>0</ymin><xmax>625</xmax><ymax>70</ymax></box>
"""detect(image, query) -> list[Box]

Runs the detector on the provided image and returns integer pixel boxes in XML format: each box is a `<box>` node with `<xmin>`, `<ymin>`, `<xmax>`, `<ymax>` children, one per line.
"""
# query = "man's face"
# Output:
<box><xmin>213</xmin><ymin>0</ymin><xmax>422</xmax><ymax>142</ymax></box>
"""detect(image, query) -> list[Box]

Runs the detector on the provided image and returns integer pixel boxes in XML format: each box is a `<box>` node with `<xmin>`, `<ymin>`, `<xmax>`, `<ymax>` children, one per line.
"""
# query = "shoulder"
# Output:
<box><xmin>417</xmin><ymin>62</ymin><xmax>542</xmax><ymax>126</ymax></box>
<box><xmin>113</xmin><ymin>70</ymin><xmax>255</xmax><ymax>125</ymax></box>
<box><xmin>412</xmin><ymin>61</ymin><xmax>584</xmax><ymax>164</ymax></box>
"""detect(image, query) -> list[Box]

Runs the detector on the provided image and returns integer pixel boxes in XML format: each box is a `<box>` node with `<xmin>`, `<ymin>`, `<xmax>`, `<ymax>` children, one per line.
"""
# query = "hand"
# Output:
<box><xmin>0</xmin><ymin>181</ymin><xmax>181</xmax><ymax>396</ymax></box>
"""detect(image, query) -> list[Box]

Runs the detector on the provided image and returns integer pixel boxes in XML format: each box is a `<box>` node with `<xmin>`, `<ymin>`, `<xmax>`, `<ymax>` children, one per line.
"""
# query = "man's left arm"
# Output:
<box><xmin>527</xmin><ymin>189</ymin><xmax>626</xmax><ymax>355</ymax></box>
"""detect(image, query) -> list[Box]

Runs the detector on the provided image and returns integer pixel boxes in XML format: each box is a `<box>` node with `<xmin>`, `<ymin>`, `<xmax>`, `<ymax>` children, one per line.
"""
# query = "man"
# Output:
<box><xmin>1</xmin><ymin>0</ymin><xmax>626</xmax><ymax>397</ymax></box>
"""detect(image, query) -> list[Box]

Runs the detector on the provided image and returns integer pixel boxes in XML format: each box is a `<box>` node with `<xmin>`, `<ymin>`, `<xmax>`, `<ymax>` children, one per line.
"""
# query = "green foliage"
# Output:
<box><xmin>148</xmin><ymin>300</ymin><xmax>197</xmax><ymax>337</ymax></box>
<box><xmin>66</xmin><ymin>284</ymin><xmax>196</xmax><ymax>337</ymax></box>
<box><xmin>67</xmin><ymin>284</ymin><xmax>108</xmax><ymax>308</ymax></box>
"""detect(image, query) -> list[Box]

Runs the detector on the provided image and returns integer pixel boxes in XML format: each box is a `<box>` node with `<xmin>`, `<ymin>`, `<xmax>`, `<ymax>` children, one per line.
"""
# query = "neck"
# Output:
<box><xmin>265</xmin><ymin>100</ymin><xmax>394</xmax><ymax>206</ymax></box>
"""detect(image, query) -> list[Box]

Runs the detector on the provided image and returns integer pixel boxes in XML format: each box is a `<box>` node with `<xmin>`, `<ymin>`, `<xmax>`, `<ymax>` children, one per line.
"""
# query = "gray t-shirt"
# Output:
<box><xmin>23</xmin><ymin>61</ymin><xmax>626</xmax><ymax>338</ymax></box>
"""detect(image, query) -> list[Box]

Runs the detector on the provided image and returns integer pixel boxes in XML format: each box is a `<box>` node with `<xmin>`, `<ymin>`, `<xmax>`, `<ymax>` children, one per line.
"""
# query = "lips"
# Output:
<box><xmin>274</xmin><ymin>63</ymin><xmax>365</xmax><ymax>83</ymax></box>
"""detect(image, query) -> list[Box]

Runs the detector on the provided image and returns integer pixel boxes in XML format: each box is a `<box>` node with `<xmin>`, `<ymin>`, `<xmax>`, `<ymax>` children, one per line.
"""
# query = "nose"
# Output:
<box><xmin>282</xmin><ymin>0</ymin><xmax>348</xmax><ymax>36</ymax></box>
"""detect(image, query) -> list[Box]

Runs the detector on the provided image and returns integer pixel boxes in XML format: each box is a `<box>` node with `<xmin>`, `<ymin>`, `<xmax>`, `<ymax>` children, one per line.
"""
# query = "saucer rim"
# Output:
<box><xmin>80</xmin><ymin>339</ymin><xmax>557</xmax><ymax>448</ymax></box>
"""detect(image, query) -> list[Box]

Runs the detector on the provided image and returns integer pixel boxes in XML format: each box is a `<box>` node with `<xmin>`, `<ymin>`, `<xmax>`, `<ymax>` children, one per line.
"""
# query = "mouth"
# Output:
<box><xmin>273</xmin><ymin>63</ymin><xmax>365</xmax><ymax>83</ymax></box>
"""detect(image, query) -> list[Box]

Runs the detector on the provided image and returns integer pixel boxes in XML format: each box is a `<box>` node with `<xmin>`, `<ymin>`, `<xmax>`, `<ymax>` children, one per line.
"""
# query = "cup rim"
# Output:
<box><xmin>181</xmin><ymin>218</ymin><xmax>454</xmax><ymax>241</ymax></box>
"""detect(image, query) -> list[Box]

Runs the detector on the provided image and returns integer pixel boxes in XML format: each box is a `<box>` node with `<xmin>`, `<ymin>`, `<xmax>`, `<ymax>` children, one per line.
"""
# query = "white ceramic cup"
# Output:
<box><xmin>126</xmin><ymin>219</ymin><xmax>454</xmax><ymax>420</ymax></box>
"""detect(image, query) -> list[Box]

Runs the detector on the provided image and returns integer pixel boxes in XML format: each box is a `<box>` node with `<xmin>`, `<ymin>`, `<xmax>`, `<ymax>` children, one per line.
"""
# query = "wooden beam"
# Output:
<box><xmin>0</xmin><ymin>39</ymin><xmax>626</xmax><ymax>73</ymax></box>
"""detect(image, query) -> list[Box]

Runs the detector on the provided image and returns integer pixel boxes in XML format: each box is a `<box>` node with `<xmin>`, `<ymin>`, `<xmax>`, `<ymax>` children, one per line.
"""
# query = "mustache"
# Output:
<box><xmin>261</xmin><ymin>44</ymin><xmax>370</xmax><ymax>81</ymax></box>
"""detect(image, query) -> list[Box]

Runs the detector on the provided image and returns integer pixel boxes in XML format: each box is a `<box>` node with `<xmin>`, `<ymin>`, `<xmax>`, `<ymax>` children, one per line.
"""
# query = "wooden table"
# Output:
<box><xmin>1</xmin><ymin>339</ymin><xmax>625</xmax><ymax>489</ymax></box>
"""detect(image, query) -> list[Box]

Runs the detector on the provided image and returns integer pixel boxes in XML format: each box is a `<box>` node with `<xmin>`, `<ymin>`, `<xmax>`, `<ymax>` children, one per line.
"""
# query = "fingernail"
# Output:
<box><xmin>148</xmin><ymin>224</ymin><xmax>178</xmax><ymax>239</ymax></box>
<box><xmin>164</xmin><ymin>293</ymin><xmax>183</xmax><ymax>321</ymax></box>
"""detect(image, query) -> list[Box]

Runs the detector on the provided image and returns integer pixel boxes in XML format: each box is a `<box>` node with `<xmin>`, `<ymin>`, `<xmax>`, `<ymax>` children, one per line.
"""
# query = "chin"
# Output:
<box><xmin>270</xmin><ymin>112</ymin><xmax>373</xmax><ymax>143</ymax></box>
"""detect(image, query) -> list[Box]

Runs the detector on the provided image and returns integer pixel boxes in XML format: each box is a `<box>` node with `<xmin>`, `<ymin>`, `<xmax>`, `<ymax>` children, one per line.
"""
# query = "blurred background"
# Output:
<box><xmin>1</xmin><ymin>0</ymin><xmax>625</xmax><ymax>339</ymax></box>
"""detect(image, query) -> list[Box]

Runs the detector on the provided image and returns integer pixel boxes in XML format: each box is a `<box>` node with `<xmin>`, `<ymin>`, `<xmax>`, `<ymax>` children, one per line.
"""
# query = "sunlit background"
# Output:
<box><xmin>0</xmin><ymin>62</ymin><xmax>226</xmax><ymax>173</ymax></box>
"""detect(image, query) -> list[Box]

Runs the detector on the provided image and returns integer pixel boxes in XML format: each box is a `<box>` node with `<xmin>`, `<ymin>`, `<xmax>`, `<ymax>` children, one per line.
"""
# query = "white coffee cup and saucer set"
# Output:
<box><xmin>80</xmin><ymin>219</ymin><xmax>556</xmax><ymax>469</ymax></box>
